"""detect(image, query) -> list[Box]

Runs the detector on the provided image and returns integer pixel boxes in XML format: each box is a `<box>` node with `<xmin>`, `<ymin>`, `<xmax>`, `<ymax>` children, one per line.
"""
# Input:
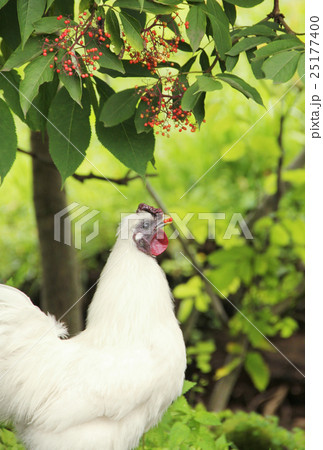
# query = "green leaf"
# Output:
<box><xmin>122</xmin><ymin>7</ymin><xmax>146</xmax><ymax>29</ymax></box>
<box><xmin>86</xmin><ymin>40</ymin><xmax>125</xmax><ymax>73</ymax></box>
<box><xmin>174</xmin><ymin>276</ymin><xmax>202</xmax><ymax>298</ymax></box>
<box><xmin>0</xmin><ymin>70</ymin><xmax>24</xmax><ymax>121</ymax></box>
<box><xmin>199</xmin><ymin>49</ymin><xmax>210</xmax><ymax>71</ymax></box>
<box><xmin>297</xmin><ymin>52</ymin><xmax>305</xmax><ymax>79</ymax></box>
<box><xmin>178</xmin><ymin>298</ymin><xmax>194</xmax><ymax>323</ymax></box>
<box><xmin>216</xmin><ymin>73</ymin><xmax>263</xmax><ymax>106</ymax></box>
<box><xmin>94</xmin><ymin>75</ymin><xmax>115</xmax><ymax>103</ymax></box>
<box><xmin>24</xmin><ymin>77</ymin><xmax>58</xmax><ymax>131</ymax></box>
<box><xmin>0</xmin><ymin>98</ymin><xmax>17</xmax><ymax>183</ymax></box>
<box><xmin>206</xmin><ymin>15</ymin><xmax>231</xmax><ymax>59</ymax></box>
<box><xmin>120</xmin><ymin>11</ymin><xmax>143</xmax><ymax>52</ymax></box>
<box><xmin>226</xmin><ymin>36</ymin><xmax>271</xmax><ymax>56</ymax></box>
<box><xmin>1</xmin><ymin>37</ymin><xmax>43</xmax><ymax>71</ymax></box>
<box><xmin>48</xmin><ymin>87</ymin><xmax>91</xmax><ymax>183</ymax></box>
<box><xmin>215</xmin><ymin>357</ymin><xmax>242</xmax><ymax>380</ymax></box>
<box><xmin>181</xmin><ymin>82</ymin><xmax>199</xmax><ymax>111</ymax></box>
<box><xmin>114</xmin><ymin>0</ymin><xmax>175</xmax><ymax>14</ymax></box>
<box><xmin>214</xmin><ymin>435</ymin><xmax>229</xmax><ymax>450</ymax></box>
<box><xmin>134</xmin><ymin>99</ymin><xmax>151</xmax><ymax>133</ymax></box>
<box><xmin>169</xmin><ymin>422</ymin><xmax>191</xmax><ymax>447</ymax></box>
<box><xmin>106</xmin><ymin>9</ymin><xmax>123</xmax><ymax>54</ymax></box>
<box><xmin>262</xmin><ymin>50</ymin><xmax>300</xmax><ymax>83</ymax></box>
<box><xmin>100</xmin><ymin>59</ymin><xmax>158</xmax><ymax>78</ymax></box>
<box><xmin>59</xmin><ymin>72</ymin><xmax>82</xmax><ymax>107</ymax></box>
<box><xmin>182</xmin><ymin>380</ymin><xmax>196</xmax><ymax>394</ymax></box>
<box><xmin>234</xmin><ymin>23</ymin><xmax>277</xmax><ymax>37</ymax></box>
<box><xmin>0</xmin><ymin>0</ymin><xmax>21</xmax><ymax>51</ymax></box>
<box><xmin>0</xmin><ymin>0</ymin><xmax>10</xmax><ymax>10</ymax></box>
<box><xmin>254</xmin><ymin>37</ymin><xmax>304</xmax><ymax>58</ymax></box>
<box><xmin>180</xmin><ymin>55</ymin><xmax>197</xmax><ymax>73</ymax></box>
<box><xmin>270</xmin><ymin>223</ymin><xmax>290</xmax><ymax>246</ymax></box>
<box><xmin>202</xmin><ymin>0</ymin><xmax>231</xmax><ymax>59</ymax></box>
<box><xmin>225</xmin><ymin>54</ymin><xmax>239</xmax><ymax>71</ymax></box>
<box><xmin>223</xmin><ymin>1</ymin><xmax>236</xmax><ymax>26</ymax></box>
<box><xmin>196</xmin><ymin>75</ymin><xmax>222</xmax><ymax>93</ymax></box>
<box><xmin>96</xmin><ymin>82</ymin><xmax>154</xmax><ymax>176</ymax></box>
<box><xmin>195</xmin><ymin>411</ymin><xmax>221</xmax><ymax>426</ymax></box>
<box><xmin>245</xmin><ymin>352</ymin><xmax>270</xmax><ymax>391</ymax></box>
<box><xmin>79</xmin><ymin>0</ymin><xmax>94</xmax><ymax>13</ymax></box>
<box><xmin>100</xmin><ymin>88</ymin><xmax>141</xmax><ymax>127</ymax></box>
<box><xmin>99</xmin><ymin>49</ymin><xmax>125</xmax><ymax>73</ymax></box>
<box><xmin>32</xmin><ymin>16</ymin><xmax>76</xmax><ymax>34</ymax></box>
<box><xmin>193</xmin><ymin>91</ymin><xmax>205</xmax><ymax>128</ymax></box>
<box><xmin>96</xmin><ymin>117</ymin><xmax>155</xmax><ymax>177</ymax></box>
<box><xmin>186</xmin><ymin>6</ymin><xmax>206</xmax><ymax>53</ymax></box>
<box><xmin>223</xmin><ymin>0</ymin><xmax>264</xmax><ymax>6</ymax></box>
<box><xmin>246</xmin><ymin>49</ymin><xmax>265</xmax><ymax>79</ymax></box>
<box><xmin>19</xmin><ymin>54</ymin><xmax>55</xmax><ymax>116</ymax></box>
<box><xmin>17</xmin><ymin>0</ymin><xmax>47</xmax><ymax>47</ymax></box>
<box><xmin>155</xmin><ymin>0</ymin><xmax>182</xmax><ymax>5</ymax></box>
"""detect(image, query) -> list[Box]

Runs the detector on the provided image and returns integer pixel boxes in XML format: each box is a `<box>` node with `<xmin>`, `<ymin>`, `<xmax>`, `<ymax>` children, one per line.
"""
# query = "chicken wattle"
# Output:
<box><xmin>0</xmin><ymin>204</ymin><xmax>186</xmax><ymax>450</ymax></box>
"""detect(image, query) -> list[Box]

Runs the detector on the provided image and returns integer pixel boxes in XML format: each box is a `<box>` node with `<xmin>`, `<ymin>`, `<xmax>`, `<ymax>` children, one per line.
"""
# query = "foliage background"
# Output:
<box><xmin>0</xmin><ymin>0</ymin><xmax>304</xmax><ymax>448</ymax></box>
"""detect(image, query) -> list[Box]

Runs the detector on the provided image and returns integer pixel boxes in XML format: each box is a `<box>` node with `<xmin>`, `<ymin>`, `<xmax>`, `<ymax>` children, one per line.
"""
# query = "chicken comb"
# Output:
<box><xmin>136</xmin><ymin>203</ymin><xmax>163</xmax><ymax>216</ymax></box>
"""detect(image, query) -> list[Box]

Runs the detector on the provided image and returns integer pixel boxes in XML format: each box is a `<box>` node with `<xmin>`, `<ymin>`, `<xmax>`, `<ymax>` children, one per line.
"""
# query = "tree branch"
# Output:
<box><xmin>17</xmin><ymin>148</ymin><xmax>157</xmax><ymax>186</ymax></box>
<box><xmin>72</xmin><ymin>171</ymin><xmax>157</xmax><ymax>185</ymax></box>
<box><xmin>273</xmin><ymin>113</ymin><xmax>286</xmax><ymax>211</ymax></box>
<box><xmin>266</xmin><ymin>0</ymin><xmax>304</xmax><ymax>35</ymax></box>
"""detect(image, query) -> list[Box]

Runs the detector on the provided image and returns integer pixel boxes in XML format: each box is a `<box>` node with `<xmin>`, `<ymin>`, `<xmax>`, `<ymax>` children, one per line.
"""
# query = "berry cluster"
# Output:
<box><xmin>136</xmin><ymin>75</ymin><xmax>198</xmax><ymax>136</ymax></box>
<box><xmin>125</xmin><ymin>14</ymin><xmax>187</xmax><ymax>73</ymax></box>
<box><xmin>42</xmin><ymin>12</ymin><xmax>110</xmax><ymax>77</ymax></box>
<box><xmin>42</xmin><ymin>10</ymin><xmax>202</xmax><ymax>135</ymax></box>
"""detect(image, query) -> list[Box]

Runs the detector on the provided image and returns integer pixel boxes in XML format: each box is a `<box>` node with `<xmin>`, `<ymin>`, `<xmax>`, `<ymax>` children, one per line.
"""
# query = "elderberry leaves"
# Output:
<box><xmin>19</xmin><ymin>53</ymin><xmax>55</xmax><ymax>116</ymax></box>
<box><xmin>119</xmin><ymin>12</ymin><xmax>143</xmax><ymax>52</ymax></box>
<box><xmin>225</xmin><ymin>27</ymin><xmax>305</xmax><ymax>84</ymax></box>
<box><xmin>96</xmin><ymin>118</ymin><xmax>155</xmax><ymax>177</ymax></box>
<box><xmin>17</xmin><ymin>0</ymin><xmax>47</xmax><ymax>48</ymax></box>
<box><xmin>182</xmin><ymin>76</ymin><xmax>222</xmax><ymax>112</ymax></box>
<box><xmin>48</xmin><ymin>87</ymin><xmax>91</xmax><ymax>184</ymax></box>
<box><xmin>186</xmin><ymin>6</ymin><xmax>206</xmax><ymax>53</ymax></box>
<box><xmin>1</xmin><ymin>37</ymin><xmax>43</xmax><ymax>71</ymax></box>
<box><xmin>95</xmin><ymin>79</ymin><xmax>155</xmax><ymax>177</ymax></box>
<box><xmin>100</xmin><ymin>88</ymin><xmax>142</xmax><ymax>127</ymax></box>
<box><xmin>114</xmin><ymin>0</ymin><xmax>177</xmax><ymax>15</ymax></box>
<box><xmin>59</xmin><ymin>71</ymin><xmax>82</xmax><ymax>107</ymax></box>
<box><xmin>105</xmin><ymin>9</ymin><xmax>123</xmax><ymax>54</ymax></box>
<box><xmin>216</xmin><ymin>73</ymin><xmax>264</xmax><ymax>106</ymax></box>
<box><xmin>0</xmin><ymin>98</ymin><xmax>17</xmax><ymax>184</ymax></box>
<box><xmin>201</xmin><ymin>0</ymin><xmax>231</xmax><ymax>59</ymax></box>
<box><xmin>224</xmin><ymin>0</ymin><xmax>264</xmax><ymax>6</ymax></box>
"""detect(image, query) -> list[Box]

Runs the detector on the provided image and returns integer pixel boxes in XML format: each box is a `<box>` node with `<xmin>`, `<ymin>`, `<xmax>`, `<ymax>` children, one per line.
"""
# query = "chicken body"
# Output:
<box><xmin>0</xmin><ymin>211</ymin><xmax>186</xmax><ymax>450</ymax></box>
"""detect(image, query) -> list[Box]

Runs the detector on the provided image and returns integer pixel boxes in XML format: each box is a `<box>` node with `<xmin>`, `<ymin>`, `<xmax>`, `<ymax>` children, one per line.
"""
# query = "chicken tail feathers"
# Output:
<box><xmin>0</xmin><ymin>284</ymin><xmax>68</xmax><ymax>423</ymax></box>
<box><xmin>0</xmin><ymin>284</ymin><xmax>68</xmax><ymax>339</ymax></box>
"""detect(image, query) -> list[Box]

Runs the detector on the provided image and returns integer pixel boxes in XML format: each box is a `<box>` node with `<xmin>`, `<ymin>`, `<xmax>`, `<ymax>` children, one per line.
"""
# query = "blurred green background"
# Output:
<box><xmin>0</xmin><ymin>0</ymin><xmax>304</xmax><ymax>448</ymax></box>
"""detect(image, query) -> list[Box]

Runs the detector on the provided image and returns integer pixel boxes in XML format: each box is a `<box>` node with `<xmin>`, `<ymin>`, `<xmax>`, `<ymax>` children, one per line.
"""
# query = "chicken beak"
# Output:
<box><xmin>156</xmin><ymin>214</ymin><xmax>173</xmax><ymax>229</ymax></box>
<box><xmin>163</xmin><ymin>215</ymin><xmax>173</xmax><ymax>226</ymax></box>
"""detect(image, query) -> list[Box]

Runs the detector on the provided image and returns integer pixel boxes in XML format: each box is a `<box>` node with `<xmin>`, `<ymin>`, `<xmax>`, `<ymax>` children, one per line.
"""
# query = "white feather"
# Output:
<box><xmin>0</xmin><ymin>212</ymin><xmax>186</xmax><ymax>450</ymax></box>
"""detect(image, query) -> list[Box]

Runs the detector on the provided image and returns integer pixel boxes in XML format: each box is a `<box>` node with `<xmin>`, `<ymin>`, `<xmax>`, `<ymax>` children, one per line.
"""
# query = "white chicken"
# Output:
<box><xmin>0</xmin><ymin>203</ymin><xmax>186</xmax><ymax>450</ymax></box>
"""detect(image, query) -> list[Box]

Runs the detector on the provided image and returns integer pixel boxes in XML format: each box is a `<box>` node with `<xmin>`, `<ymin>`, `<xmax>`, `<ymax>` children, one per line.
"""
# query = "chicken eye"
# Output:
<box><xmin>142</xmin><ymin>221</ymin><xmax>150</xmax><ymax>229</ymax></box>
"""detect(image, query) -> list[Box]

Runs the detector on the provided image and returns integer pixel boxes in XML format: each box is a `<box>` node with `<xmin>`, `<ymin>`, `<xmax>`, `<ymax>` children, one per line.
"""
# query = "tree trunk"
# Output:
<box><xmin>31</xmin><ymin>131</ymin><xmax>82</xmax><ymax>335</ymax></box>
